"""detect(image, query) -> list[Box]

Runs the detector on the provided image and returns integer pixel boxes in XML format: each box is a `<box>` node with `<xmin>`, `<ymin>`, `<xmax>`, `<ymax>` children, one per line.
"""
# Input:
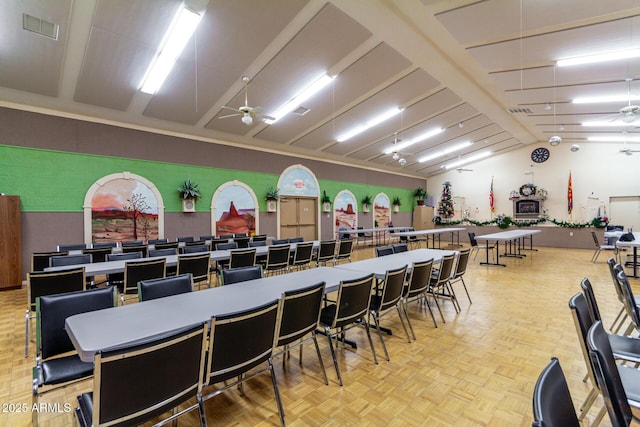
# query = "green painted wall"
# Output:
<box><xmin>0</xmin><ymin>144</ymin><xmax>415</xmax><ymax>212</ymax></box>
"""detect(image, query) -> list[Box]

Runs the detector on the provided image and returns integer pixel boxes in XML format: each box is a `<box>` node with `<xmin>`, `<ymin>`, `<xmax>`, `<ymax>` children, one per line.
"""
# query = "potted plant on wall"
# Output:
<box><xmin>361</xmin><ymin>195</ymin><xmax>372</xmax><ymax>213</ymax></box>
<box><xmin>414</xmin><ymin>187</ymin><xmax>427</xmax><ymax>206</ymax></box>
<box><xmin>265</xmin><ymin>187</ymin><xmax>279</xmax><ymax>212</ymax></box>
<box><xmin>321</xmin><ymin>191</ymin><xmax>332</xmax><ymax>213</ymax></box>
<box><xmin>392</xmin><ymin>196</ymin><xmax>402</xmax><ymax>213</ymax></box>
<box><xmin>178</xmin><ymin>179</ymin><xmax>200</xmax><ymax>212</ymax></box>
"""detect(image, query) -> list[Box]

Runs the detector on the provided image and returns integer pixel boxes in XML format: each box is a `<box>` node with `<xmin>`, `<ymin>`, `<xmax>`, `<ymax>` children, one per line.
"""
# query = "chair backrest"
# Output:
<box><xmin>28</xmin><ymin>267</ymin><xmax>86</xmax><ymax>310</ymax></box>
<box><xmin>185</xmin><ymin>240</ymin><xmax>208</xmax><ymax>247</ymax></box>
<box><xmin>177</xmin><ymin>253</ymin><xmax>210</xmax><ymax>282</ymax></box>
<box><xmin>82</xmin><ymin>247</ymin><xmax>113</xmax><ymax>263</ymax></box>
<box><xmin>199</xmin><ymin>235</ymin><xmax>215</xmax><ymax>241</ymax></box>
<box><xmin>272</xmin><ymin>239</ymin><xmax>289</xmax><ymax>245</ymax></box>
<box><xmin>148</xmin><ymin>247</ymin><xmax>177</xmax><ymax>257</ymax></box>
<box><xmin>50</xmin><ymin>253</ymin><xmax>92</xmax><ymax>267</ymax></box>
<box><xmin>147</xmin><ymin>238</ymin><xmax>168</xmax><ymax>245</ymax></box>
<box><xmin>220</xmin><ymin>265</ymin><xmax>262</xmax><ymax>286</ymax></box>
<box><xmin>92</xmin><ymin>323</ymin><xmax>207</xmax><ymax>426</ymax></box>
<box><xmin>121</xmin><ymin>244</ymin><xmax>148</xmax><ymax>257</ymax></box>
<box><xmin>335</xmin><ymin>239</ymin><xmax>353</xmax><ymax>260</ymax></box>
<box><xmin>57</xmin><ymin>243</ymin><xmax>87</xmax><ymax>251</ymax></box>
<box><xmin>467</xmin><ymin>232</ymin><xmax>478</xmax><ymax>247</ymax></box>
<box><xmin>591</xmin><ymin>231</ymin><xmax>601</xmax><ymax>248</ymax></box>
<box><xmin>37</xmin><ymin>286</ymin><xmax>116</xmax><ymax>360</ymax></box>
<box><xmin>181</xmin><ymin>244</ymin><xmax>209</xmax><ymax>254</ymax></box>
<box><xmin>378</xmin><ymin>266</ymin><xmax>408</xmax><ymax>312</ymax></box>
<box><xmin>580</xmin><ymin>277</ymin><xmax>602</xmax><ymax>323</ymax></box>
<box><xmin>107</xmin><ymin>251</ymin><xmax>142</xmax><ymax>261</ymax></box>
<box><xmin>249</xmin><ymin>240</ymin><xmax>267</xmax><ymax>247</ymax></box>
<box><xmin>607</xmin><ymin>258</ymin><xmax>625</xmax><ymax>304</ymax></box>
<box><xmin>568</xmin><ymin>292</ymin><xmax>600</xmax><ymax>390</ymax></box>
<box><xmin>317</xmin><ymin>240</ymin><xmax>336</xmax><ymax>262</ymax></box>
<box><xmin>329</xmin><ymin>274</ymin><xmax>375</xmax><ymax>329</ymax></box>
<box><xmin>251</xmin><ymin>234</ymin><xmax>267</xmax><ymax>242</ymax></box>
<box><xmin>121</xmin><ymin>240</ymin><xmax>144</xmax><ymax>247</ymax></box>
<box><xmin>122</xmin><ymin>258</ymin><xmax>166</xmax><ymax>296</ymax></box>
<box><xmin>229</xmin><ymin>248</ymin><xmax>257</xmax><ymax>268</ymax></box>
<box><xmin>234</xmin><ymin>236</ymin><xmax>251</xmax><ymax>248</ymax></box>
<box><xmin>452</xmin><ymin>248</ymin><xmax>471</xmax><ymax>279</ymax></box>
<box><xmin>205</xmin><ymin>299</ymin><xmax>280</xmax><ymax>384</ymax></box>
<box><xmin>433</xmin><ymin>253</ymin><xmax>456</xmax><ymax>285</ymax></box>
<box><xmin>154</xmin><ymin>241</ymin><xmax>179</xmax><ymax>250</ymax></box>
<box><xmin>531</xmin><ymin>357</ymin><xmax>580</xmax><ymax>427</ymax></box>
<box><xmin>392</xmin><ymin>243</ymin><xmax>408</xmax><ymax>253</ymax></box>
<box><xmin>290</xmin><ymin>242</ymin><xmax>314</xmax><ymax>265</ymax></box>
<box><xmin>92</xmin><ymin>242</ymin><xmax>118</xmax><ymax>249</ymax></box>
<box><xmin>216</xmin><ymin>242</ymin><xmax>238</xmax><ymax>250</ymax></box>
<box><xmin>31</xmin><ymin>251</ymin><xmax>69</xmax><ymax>272</ymax></box>
<box><xmin>210</xmin><ymin>238</ymin><xmax>228</xmax><ymax>248</ymax></box>
<box><xmin>288</xmin><ymin>237</ymin><xmax>304</xmax><ymax>243</ymax></box>
<box><xmin>138</xmin><ymin>273</ymin><xmax>193</xmax><ymax>301</ymax></box>
<box><xmin>265</xmin><ymin>245</ymin><xmax>290</xmax><ymax>269</ymax></box>
<box><xmin>277</xmin><ymin>281</ymin><xmax>325</xmax><ymax>347</ymax></box>
<box><xmin>616</xmin><ymin>269</ymin><xmax>640</xmax><ymax>331</ymax></box>
<box><xmin>404</xmin><ymin>259</ymin><xmax>434</xmax><ymax>298</ymax></box>
<box><xmin>376</xmin><ymin>246</ymin><xmax>394</xmax><ymax>257</ymax></box>
<box><xmin>219</xmin><ymin>234</ymin><xmax>234</xmax><ymax>239</ymax></box>
<box><xmin>587</xmin><ymin>321</ymin><xmax>634</xmax><ymax>427</ymax></box>
<box><xmin>234</xmin><ymin>233</ymin><xmax>248</xmax><ymax>238</ymax></box>
<box><xmin>176</xmin><ymin>236</ymin><xmax>195</xmax><ymax>243</ymax></box>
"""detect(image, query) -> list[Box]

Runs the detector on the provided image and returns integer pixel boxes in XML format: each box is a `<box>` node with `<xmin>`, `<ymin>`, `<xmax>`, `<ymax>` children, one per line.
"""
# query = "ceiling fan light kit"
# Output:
<box><xmin>548</xmin><ymin>135</ymin><xmax>562</xmax><ymax>146</ymax></box>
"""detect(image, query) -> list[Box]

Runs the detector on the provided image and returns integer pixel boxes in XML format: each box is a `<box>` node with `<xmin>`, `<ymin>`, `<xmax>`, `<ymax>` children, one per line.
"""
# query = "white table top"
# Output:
<box><xmin>66</xmin><ymin>266</ymin><xmax>369</xmax><ymax>362</ymax></box>
<box><xmin>391</xmin><ymin>227</ymin><xmax>466</xmax><ymax>237</ymax></box>
<box><xmin>474</xmin><ymin>229</ymin><xmax>541</xmax><ymax>242</ymax></box>
<box><xmin>46</xmin><ymin>241</ymin><xmax>320</xmax><ymax>276</ymax></box>
<box><xmin>334</xmin><ymin>248</ymin><xmax>457</xmax><ymax>278</ymax></box>
<box><xmin>616</xmin><ymin>232</ymin><xmax>640</xmax><ymax>248</ymax></box>
<box><xmin>338</xmin><ymin>226</ymin><xmax>407</xmax><ymax>235</ymax></box>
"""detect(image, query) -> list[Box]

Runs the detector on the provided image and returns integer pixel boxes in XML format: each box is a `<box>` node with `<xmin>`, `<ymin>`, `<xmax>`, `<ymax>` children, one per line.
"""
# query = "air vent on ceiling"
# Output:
<box><xmin>506</xmin><ymin>107</ymin><xmax>533</xmax><ymax>114</ymax></box>
<box><xmin>23</xmin><ymin>13</ymin><xmax>59</xmax><ymax>40</ymax></box>
<box><xmin>292</xmin><ymin>106</ymin><xmax>310</xmax><ymax>116</ymax></box>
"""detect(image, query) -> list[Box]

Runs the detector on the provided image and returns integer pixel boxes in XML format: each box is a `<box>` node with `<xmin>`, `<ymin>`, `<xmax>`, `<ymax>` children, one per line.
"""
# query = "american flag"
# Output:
<box><xmin>489</xmin><ymin>177</ymin><xmax>495</xmax><ymax>213</ymax></box>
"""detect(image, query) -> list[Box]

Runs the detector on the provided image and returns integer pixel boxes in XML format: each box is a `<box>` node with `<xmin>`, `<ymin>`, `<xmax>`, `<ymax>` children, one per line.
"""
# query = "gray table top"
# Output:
<box><xmin>474</xmin><ymin>229</ymin><xmax>541</xmax><ymax>241</ymax></box>
<box><xmin>391</xmin><ymin>227</ymin><xmax>466</xmax><ymax>237</ymax></box>
<box><xmin>66</xmin><ymin>266</ymin><xmax>368</xmax><ymax>362</ymax></box>
<box><xmin>334</xmin><ymin>248</ymin><xmax>457</xmax><ymax>278</ymax></box>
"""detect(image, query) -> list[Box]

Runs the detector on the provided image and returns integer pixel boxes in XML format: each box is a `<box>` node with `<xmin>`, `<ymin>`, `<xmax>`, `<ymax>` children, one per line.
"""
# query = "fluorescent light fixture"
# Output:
<box><xmin>573</xmin><ymin>94</ymin><xmax>640</xmax><ymax>104</ymax></box>
<box><xmin>557</xmin><ymin>48</ymin><xmax>640</xmax><ymax>67</ymax></box>
<box><xmin>264</xmin><ymin>74</ymin><xmax>334</xmax><ymax>124</ymax></box>
<box><xmin>140</xmin><ymin>4</ymin><xmax>203</xmax><ymax>94</ymax></box>
<box><xmin>581</xmin><ymin>120</ymin><xmax>638</xmax><ymax>127</ymax></box>
<box><xmin>336</xmin><ymin>107</ymin><xmax>402</xmax><ymax>142</ymax></box>
<box><xmin>383</xmin><ymin>127</ymin><xmax>444</xmax><ymax>154</ymax></box>
<box><xmin>418</xmin><ymin>140</ymin><xmax>472</xmax><ymax>163</ymax></box>
<box><xmin>443</xmin><ymin>151</ymin><xmax>492</xmax><ymax>169</ymax></box>
<box><xmin>588</xmin><ymin>135</ymin><xmax>640</xmax><ymax>142</ymax></box>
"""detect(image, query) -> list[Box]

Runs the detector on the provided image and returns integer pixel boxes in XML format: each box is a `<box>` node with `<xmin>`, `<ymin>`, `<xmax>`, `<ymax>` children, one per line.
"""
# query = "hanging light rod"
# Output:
<box><xmin>588</xmin><ymin>135</ymin><xmax>640</xmax><ymax>142</ymax></box>
<box><xmin>443</xmin><ymin>151</ymin><xmax>492</xmax><ymax>169</ymax></box>
<box><xmin>383</xmin><ymin>127</ymin><xmax>444</xmax><ymax>154</ymax></box>
<box><xmin>265</xmin><ymin>74</ymin><xmax>334</xmax><ymax>124</ymax></box>
<box><xmin>336</xmin><ymin>107</ymin><xmax>402</xmax><ymax>142</ymax></box>
<box><xmin>140</xmin><ymin>3</ymin><xmax>204</xmax><ymax>95</ymax></box>
<box><xmin>557</xmin><ymin>48</ymin><xmax>640</xmax><ymax>67</ymax></box>
<box><xmin>418</xmin><ymin>140</ymin><xmax>471</xmax><ymax>163</ymax></box>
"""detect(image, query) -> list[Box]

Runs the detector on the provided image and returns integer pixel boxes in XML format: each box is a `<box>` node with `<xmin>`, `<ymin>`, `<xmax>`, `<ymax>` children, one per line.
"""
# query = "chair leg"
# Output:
<box><xmin>402</xmin><ymin>301</ymin><xmax>417</xmax><ymax>340</ymax></box>
<box><xmin>268</xmin><ymin>361</ymin><xmax>286</xmax><ymax>427</ymax></box>
<box><xmin>311</xmin><ymin>333</ymin><xmax>329</xmax><ymax>385</ymax></box>
<box><xmin>457</xmin><ymin>277</ymin><xmax>472</xmax><ymax>304</ymax></box>
<box><xmin>370</xmin><ymin>312</ymin><xmax>390</xmax><ymax>361</ymax></box>
<box><xmin>25</xmin><ymin>309</ymin><xmax>30</xmax><ymax>358</ymax></box>
<box><xmin>325</xmin><ymin>329</ymin><xmax>343</xmax><ymax>386</ymax></box>
<box><xmin>362</xmin><ymin>320</ymin><xmax>379</xmax><ymax>365</ymax></box>
<box><xmin>395</xmin><ymin>305</ymin><xmax>411</xmax><ymax>343</ymax></box>
<box><xmin>610</xmin><ymin>306</ymin><xmax>626</xmax><ymax>333</ymax></box>
<box><xmin>197</xmin><ymin>393</ymin><xmax>208</xmax><ymax>427</ymax></box>
<box><xmin>578</xmin><ymin>386</ymin><xmax>599</xmax><ymax>419</ymax></box>
<box><xmin>428</xmin><ymin>291</ymin><xmax>446</xmax><ymax>323</ymax></box>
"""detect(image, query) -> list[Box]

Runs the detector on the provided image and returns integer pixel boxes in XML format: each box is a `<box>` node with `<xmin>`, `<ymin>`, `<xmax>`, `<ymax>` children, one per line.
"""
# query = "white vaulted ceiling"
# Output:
<box><xmin>2</xmin><ymin>0</ymin><xmax>640</xmax><ymax>177</ymax></box>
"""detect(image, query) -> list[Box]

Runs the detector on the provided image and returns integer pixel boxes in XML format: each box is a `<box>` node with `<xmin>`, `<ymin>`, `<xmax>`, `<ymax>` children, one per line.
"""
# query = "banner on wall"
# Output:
<box><xmin>567</xmin><ymin>171</ymin><xmax>573</xmax><ymax>214</ymax></box>
<box><xmin>489</xmin><ymin>177</ymin><xmax>495</xmax><ymax>213</ymax></box>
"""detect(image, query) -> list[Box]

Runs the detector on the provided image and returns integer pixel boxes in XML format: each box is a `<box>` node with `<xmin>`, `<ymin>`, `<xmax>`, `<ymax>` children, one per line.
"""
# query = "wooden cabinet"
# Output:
<box><xmin>0</xmin><ymin>196</ymin><xmax>21</xmax><ymax>290</ymax></box>
<box><xmin>412</xmin><ymin>205</ymin><xmax>434</xmax><ymax>230</ymax></box>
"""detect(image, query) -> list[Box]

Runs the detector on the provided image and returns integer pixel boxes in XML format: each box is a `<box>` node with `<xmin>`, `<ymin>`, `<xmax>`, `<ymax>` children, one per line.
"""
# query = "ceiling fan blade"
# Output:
<box><xmin>218</xmin><ymin>113</ymin><xmax>241</xmax><ymax>119</ymax></box>
<box><xmin>221</xmin><ymin>105</ymin><xmax>239</xmax><ymax>112</ymax></box>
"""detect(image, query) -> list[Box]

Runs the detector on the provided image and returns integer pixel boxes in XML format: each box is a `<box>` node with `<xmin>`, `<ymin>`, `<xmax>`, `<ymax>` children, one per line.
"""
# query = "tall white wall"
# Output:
<box><xmin>426</xmin><ymin>142</ymin><xmax>640</xmax><ymax>227</ymax></box>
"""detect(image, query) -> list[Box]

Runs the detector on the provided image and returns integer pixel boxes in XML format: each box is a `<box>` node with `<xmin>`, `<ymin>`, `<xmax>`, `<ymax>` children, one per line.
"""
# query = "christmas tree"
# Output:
<box><xmin>438</xmin><ymin>181</ymin><xmax>454</xmax><ymax>218</ymax></box>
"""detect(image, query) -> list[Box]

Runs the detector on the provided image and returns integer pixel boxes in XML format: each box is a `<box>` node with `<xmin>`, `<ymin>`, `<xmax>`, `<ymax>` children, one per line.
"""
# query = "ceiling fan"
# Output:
<box><xmin>219</xmin><ymin>76</ymin><xmax>274</xmax><ymax>126</ymax></box>
<box><xmin>455</xmin><ymin>167</ymin><xmax>473</xmax><ymax>173</ymax></box>
<box><xmin>385</xmin><ymin>133</ymin><xmax>410</xmax><ymax>166</ymax></box>
<box><xmin>606</xmin><ymin>78</ymin><xmax>640</xmax><ymax>124</ymax></box>
<box><xmin>620</xmin><ymin>146</ymin><xmax>640</xmax><ymax>156</ymax></box>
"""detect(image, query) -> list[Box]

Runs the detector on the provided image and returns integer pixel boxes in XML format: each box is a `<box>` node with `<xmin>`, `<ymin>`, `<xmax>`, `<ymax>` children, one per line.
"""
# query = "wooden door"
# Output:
<box><xmin>279</xmin><ymin>197</ymin><xmax>317</xmax><ymax>240</ymax></box>
<box><xmin>0</xmin><ymin>196</ymin><xmax>21</xmax><ymax>290</ymax></box>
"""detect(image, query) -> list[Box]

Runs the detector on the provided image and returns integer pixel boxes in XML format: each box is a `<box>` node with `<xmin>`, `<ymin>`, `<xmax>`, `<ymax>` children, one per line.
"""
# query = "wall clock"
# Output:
<box><xmin>531</xmin><ymin>147</ymin><xmax>550</xmax><ymax>163</ymax></box>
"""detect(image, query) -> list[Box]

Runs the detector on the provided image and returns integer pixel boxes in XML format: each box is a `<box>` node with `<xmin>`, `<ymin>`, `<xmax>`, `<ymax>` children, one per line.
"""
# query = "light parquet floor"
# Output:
<box><xmin>0</xmin><ymin>244</ymin><xmax>635</xmax><ymax>426</ymax></box>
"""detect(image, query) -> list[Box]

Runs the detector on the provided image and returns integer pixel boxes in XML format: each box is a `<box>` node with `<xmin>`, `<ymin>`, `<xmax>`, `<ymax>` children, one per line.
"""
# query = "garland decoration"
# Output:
<box><xmin>430</xmin><ymin>216</ymin><xmax>605</xmax><ymax>228</ymax></box>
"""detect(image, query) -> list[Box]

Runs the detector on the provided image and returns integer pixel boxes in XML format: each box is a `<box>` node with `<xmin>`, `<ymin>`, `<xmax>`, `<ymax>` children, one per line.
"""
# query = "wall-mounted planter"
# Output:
<box><xmin>363</xmin><ymin>204</ymin><xmax>370</xmax><ymax>213</ymax></box>
<box><xmin>182</xmin><ymin>198</ymin><xmax>196</xmax><ymax>213</ymax></box>
<box><xmin>323</xmin><ymin>202</ymin><xmax>331</xmax><ymax>212</ymax></box>
<box><xmin>266</xmin><ymin>199</ymin><xmax>277</xmax><ymax>212</ymax></box>
<box><xmin>393</xmin><ymin>205</ymin><xmax>400</xmax><ymax>213</ymax></box>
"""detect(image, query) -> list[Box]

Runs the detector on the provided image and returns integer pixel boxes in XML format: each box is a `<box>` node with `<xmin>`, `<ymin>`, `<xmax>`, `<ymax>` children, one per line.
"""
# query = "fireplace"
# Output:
<box><xmin>511</xmin><ymin>196</ymin><xmax>545</xmax><ymax>219</ymax></box>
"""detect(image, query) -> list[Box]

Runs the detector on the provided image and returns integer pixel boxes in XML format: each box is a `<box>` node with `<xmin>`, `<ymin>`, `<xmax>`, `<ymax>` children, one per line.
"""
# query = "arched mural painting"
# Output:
<box><xmin>212</xmin><ymin>181</ymin><xmax>258</xmax><ymax>236</ymax></box>
<box><xmin>334</xmin><ymin>190</ymin><xmax>357</xmax><ymax>237</ymax></box>
<box><xmin>84</xmin><ymin>172</ymin><xmax>164</xmax><ymax>244</ymax></box>
<box><xmin>374</xmin><ymin>193</ymin><xmax>391</xmax><ymax>228</ymax></box>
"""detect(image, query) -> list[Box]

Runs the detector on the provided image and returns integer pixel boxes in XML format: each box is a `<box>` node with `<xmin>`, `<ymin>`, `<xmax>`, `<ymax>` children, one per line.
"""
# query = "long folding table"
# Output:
<box><xmin>474</xmin><ymin>229</ymin><xmax>541</xmax><ymax>267</ymax></box>
<box><xmin>616</xmin><ymin>232</ymin><xmax>640</xmax><ymax>278</ymax></box>
<box><xmin>391</xmin><ymin>227</ymin><xmax>466</xmax><ymax>249</ymax></box>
